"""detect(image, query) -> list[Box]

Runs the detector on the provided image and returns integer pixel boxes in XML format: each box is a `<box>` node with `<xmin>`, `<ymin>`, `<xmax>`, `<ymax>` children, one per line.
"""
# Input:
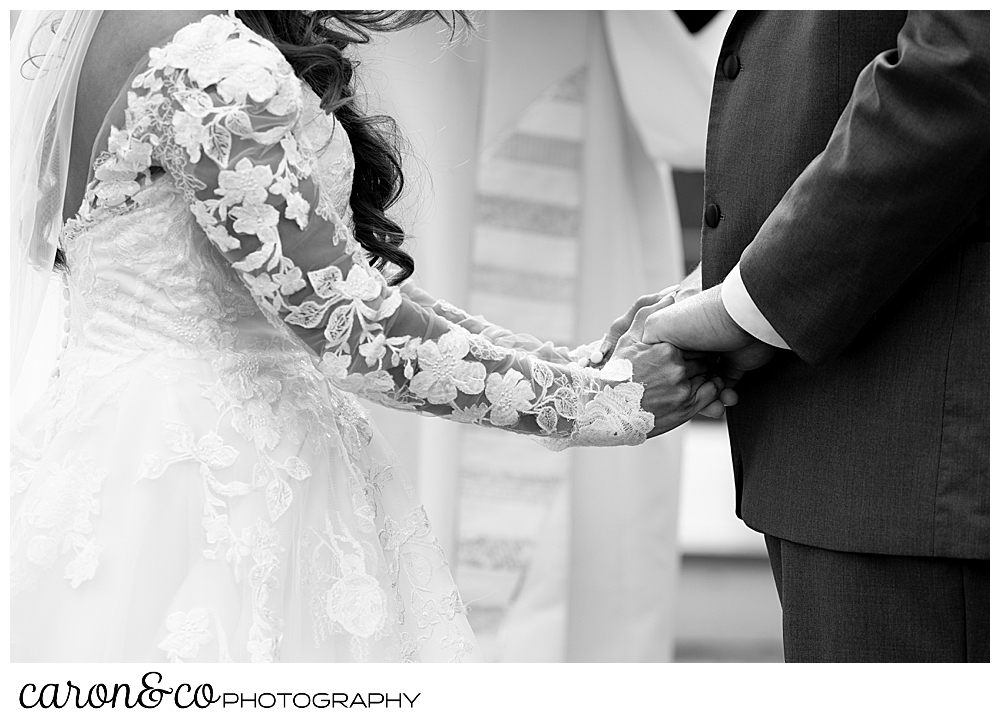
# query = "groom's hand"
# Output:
<box><xmin>610</xmin><ymin>305</ymin><xmax>725</xmax><ymax>438</ymax></box>
<box><xmin>575</xmin><ymin>285</ymin><xmax>678</xmax><ymax>368</ymax></box>
<box><xmin>641</xmin><ymin>285</ymin><xmax>777</xmax><ymax>389</ymax></box>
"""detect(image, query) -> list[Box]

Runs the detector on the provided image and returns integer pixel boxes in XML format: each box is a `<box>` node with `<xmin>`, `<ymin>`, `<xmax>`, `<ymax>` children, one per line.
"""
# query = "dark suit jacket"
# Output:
<box><xmin>700</xmin><ymin>10</ymin><xmax>988</xmax><ymax>559</ymax></box>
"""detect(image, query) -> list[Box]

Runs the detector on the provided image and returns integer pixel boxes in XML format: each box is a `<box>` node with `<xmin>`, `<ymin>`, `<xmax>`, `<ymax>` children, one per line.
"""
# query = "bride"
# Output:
<box><xmin>10</xmin><ymin>10</ymin><xmax>724</xmax><ymax>663</ymax></box>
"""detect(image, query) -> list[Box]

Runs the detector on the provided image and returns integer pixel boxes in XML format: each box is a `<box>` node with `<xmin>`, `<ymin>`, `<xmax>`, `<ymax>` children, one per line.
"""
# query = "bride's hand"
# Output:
<box><xmin>576</xmin><ymin>285</ymin><xmax>679</xmax><ymax>368</ymax></box>
<box><xmin>609</xmin><ymin>305</ymin><xmax>727</xmax><ymax>437</ymax></box>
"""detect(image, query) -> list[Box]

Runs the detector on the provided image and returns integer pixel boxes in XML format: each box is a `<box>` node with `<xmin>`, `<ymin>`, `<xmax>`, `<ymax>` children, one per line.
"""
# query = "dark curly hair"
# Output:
<box><xmin>235</xmin><ymin>10</ymin><xmax>475</xmax><ymax>284</ymax></box>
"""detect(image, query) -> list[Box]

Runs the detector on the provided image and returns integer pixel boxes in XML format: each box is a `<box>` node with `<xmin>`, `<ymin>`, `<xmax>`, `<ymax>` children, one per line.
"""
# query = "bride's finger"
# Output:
<box><xmin>690</xmin><ymin>377</ymin><xmax>723</xmax><ymax>415</ymax></box>
<box><xmin>699</xmin><ymin>400</ymin><xmax>726</xmax><ymax>419</ymax></box>
<box><xmin>610</xmin><ymin>290</ymin><xmax>669</xmax><ymax>336</ymax></box>
<box><xmin>646</xmin><ymin>291</ymin><xmax>679</xmax><ymax>315</ymax></box>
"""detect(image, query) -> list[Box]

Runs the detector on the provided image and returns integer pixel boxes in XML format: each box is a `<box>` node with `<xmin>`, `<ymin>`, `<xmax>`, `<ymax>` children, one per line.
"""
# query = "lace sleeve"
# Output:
<box><xmin>399</xmin><ymin>281</ymin><xmax>595</xmax><ymax>365</ymax></box>
<box><xmin>90</xmin><ymin>14</ymin><xmax>653</xmax><ymax>448</ymax></box>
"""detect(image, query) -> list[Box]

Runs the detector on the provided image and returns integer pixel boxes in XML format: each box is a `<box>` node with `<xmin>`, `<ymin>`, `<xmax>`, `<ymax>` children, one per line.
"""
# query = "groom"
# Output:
<box><xmin>635</xmin><ymin>10</ymin><xmax>989</xmax><ymax>661</ymax></box>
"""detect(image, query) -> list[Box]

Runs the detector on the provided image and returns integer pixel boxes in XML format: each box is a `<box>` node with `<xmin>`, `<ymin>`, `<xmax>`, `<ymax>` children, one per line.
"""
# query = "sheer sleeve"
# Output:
<box><xmin>89</xmin><ymin>15</ymin><xmax>653</xmax><ymax>448</ymax></box>
<box><xmin>399</xmin><ymin>281</ymin><xmax>600</xmax><ymax>365</ymax></box>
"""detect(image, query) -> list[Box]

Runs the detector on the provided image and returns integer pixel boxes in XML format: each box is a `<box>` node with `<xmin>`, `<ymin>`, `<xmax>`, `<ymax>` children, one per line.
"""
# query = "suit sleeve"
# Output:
<box><xmin>738</xmin><ymin>10</ymin><xmax>989</xmax><ymax>365</ymax></box>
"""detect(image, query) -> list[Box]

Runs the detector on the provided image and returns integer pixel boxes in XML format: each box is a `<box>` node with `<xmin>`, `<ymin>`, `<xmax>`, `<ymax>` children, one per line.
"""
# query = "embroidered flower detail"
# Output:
<box><xmin>266</xmin><ymin>73</ymin><xmax>301</xmax><ymax>116</ymax></box>
<box><xmin>231</xmin><ymin>201</ymin><xmax>279</xmax><ymax>238</ymax></box>
<box><xmin>22</xmin><ymin>456</ymin><xmax>104</xmax><ymax>566</ymax></box>
<box><xmin>137</xmin><ymin>424</ymin><xmax>247</xmax><ymax>496</ymax></box>
<box><xmin>158</xmin><ymin>607</ymin><xmax>214</xmax><ymax>662</ymax></box>
<box><xmin>362</xmin><ymin>371</ymin><xmax>395</xmax><ymax>395</ymax></box>
<box><xmin>336</xmin><ymin>266</ymin><xmax>383</xmax><ymax>302</ymax></box>
<box><xmin>107</xmin><ymin>126</ymin><xmax>153</xmax><ymax>170</ymax></box>
<box><xmin>319</xmin><ymin>352</ymin><xmax>368</xmax><ymax>394</ymax></box>
<box><xmin>158</xmin><ymin>15</ymin><xmax>248</xmax><ymax>87</ymax></box>
<box><xmin>217</xmin><ymin>158</ymin><xmax>273</xmax><ymax>206</ymax></box>
<box><xmin>573</xmin><ymin>382</ymin><xmax>654</xmax><ymax>447</ymax></box>
<box><xmin>204</xmin><ymin>514</ymin><xmax>231</xmax><ymax>545</ymax></box>
<box><xmin>358</xmin><ymin>335</ymin><xmax>387</xmax><ymax>367</ymax></box>
<box><xmin>283</xmin><ymin>456</ymin><xmax>312</xmax><ymax>481</ymax></box>
<box><xmin>65</xmin><ymin>539</ymin><xmax>102</xmax><ymax>588</ymax></box>
<box><xmin>232</xmin><ymin>399</ymin><xmax>281</xmax><ymax>450</ymax></box>
<box><xmin>242</xmin><ymin>272</ymin><xmax>281</xmax><ymax>307</ymax></box>
<box><xmin>246</xmin><ymin>521</ymin><xmax>281</xmax><ymax>661</ymax></box>
<box><xmin>272</xmin><ymin>264</ymin><xmax>306</xmax><ymax>295</ymax></box>
<box><xmin>485</xmin><ymin>369</ymin><xmax>535</xmax><ymax>427</ymax></box>
<box><xmin>93</xmin><ymin>164</ymin><xmax>140</xmax><ymax>207</ymax></box>
<box><xmin>449</xmin><ymin>403</ymin><xmax>490</xmax><ymax>425</ymax></box>
<box><xmin>319</xmin><ymin>351</ymin><xmax>351</xmax><ymax>381</ymax></box>
<box><xmin>409</xmin><ymin>331</ymin><xmax>487</xmax><ymax>405</ymax></box>
<box><xmin>284</xmin><ymin>191</ymin><xmax>310</xmax><ymax>229</ymax></box>
<box><xmin>326</xmin><ymin>568</ymin><xmax>389</xmax><ymax>639</ymax></box>
<box><xmin>205</xmin><ymin>223</ymin><xmax>241</xmax><ymax>252</ymax></box>
<box><xmin>172</xmin><ymin>110</ymin><xmax>210</xmax><ymax>163</ymax></box>
<box><xmin>216</xmin><ymin>50</ymin><xmax>281</xmax><ymax>105</ymax></box>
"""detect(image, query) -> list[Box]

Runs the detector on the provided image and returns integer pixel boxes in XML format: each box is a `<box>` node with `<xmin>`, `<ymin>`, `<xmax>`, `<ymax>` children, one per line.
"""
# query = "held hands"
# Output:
<box><xmin>574</xmin><ymin>285</ymin><xmax>679</xmax><ymax>368</ymax></box>
<box><xmin>579</xmin><ymin>277</ymin><xmax>777</xmax><ymax>440</ymax></box>
<box><xmin>586</xmin><ymin>278</ymin><xmax>778</xmax><ymax>439</ymax></box>
<box><xmin>605</xmin><ymin>304</ymin><xmax>729</xmax><ymax>437</ymax></box>
<box><xmin>574</xmin><ymin>265</ymin><xmax>706</xmax><ymax>369</ymax></box>
<box><xmin>642</xmin><ymin>284</ymin><xmax>777</xmax><ymax>391</ymax></box>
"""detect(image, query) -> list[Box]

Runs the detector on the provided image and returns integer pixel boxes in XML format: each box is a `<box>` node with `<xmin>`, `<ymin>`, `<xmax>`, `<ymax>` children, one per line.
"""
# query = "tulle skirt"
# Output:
<box><xmin>11</xmin><ymin>345</ymin><xmax>480</xmax><ymax>663</ymax></box>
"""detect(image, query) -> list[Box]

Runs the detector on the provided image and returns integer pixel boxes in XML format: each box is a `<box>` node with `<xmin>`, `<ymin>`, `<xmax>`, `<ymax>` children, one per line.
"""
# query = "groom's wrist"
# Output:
<box><xmin>705</xmin><ymin>286</ymin><xmax>755</xmax><ymax>350</ymax></box>
<box><xmin>720</xmin><ymin>264</ymin><xmax>791</xmax><ymax>350</ymax></box>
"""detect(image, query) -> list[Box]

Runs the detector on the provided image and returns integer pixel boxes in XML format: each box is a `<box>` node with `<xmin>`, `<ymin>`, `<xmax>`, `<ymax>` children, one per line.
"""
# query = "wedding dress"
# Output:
<box><xmin>10</xmin><ymin>14</ymin><xmax>653</xmax><ymax>663</ymax></box>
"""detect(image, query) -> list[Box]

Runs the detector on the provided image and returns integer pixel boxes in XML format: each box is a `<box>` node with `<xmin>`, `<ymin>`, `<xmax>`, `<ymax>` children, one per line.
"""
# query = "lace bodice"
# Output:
<box><xmin>66</xmin><ymin>13</ymin><xmax>653</xmax><ymax>448</ymax></box>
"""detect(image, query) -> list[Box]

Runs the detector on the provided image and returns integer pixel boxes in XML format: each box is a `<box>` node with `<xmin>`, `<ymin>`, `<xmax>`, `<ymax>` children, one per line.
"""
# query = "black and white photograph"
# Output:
<box><xmin>8</xmin><ymin>6</ymin><xmax>988</xmax><ymax>692</ymax></box>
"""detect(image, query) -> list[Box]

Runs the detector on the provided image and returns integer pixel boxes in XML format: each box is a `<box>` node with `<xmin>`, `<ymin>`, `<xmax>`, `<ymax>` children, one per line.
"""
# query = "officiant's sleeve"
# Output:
<box><xmin>737</xmin><ymin>10</ymin><xmax>988</xmax><ymax>365</ymax></box>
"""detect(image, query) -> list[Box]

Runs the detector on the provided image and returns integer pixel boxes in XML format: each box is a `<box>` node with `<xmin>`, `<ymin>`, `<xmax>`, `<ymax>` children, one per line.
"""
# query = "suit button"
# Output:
<box><xmin>722</xmin><ymin>54</ymin><xmax>740</xmax><ymax>79</ymax></box>
<box><xmin>705</xmin><ymin>203</ymin><xmax>721</xmax><ymax>228</ymax></box>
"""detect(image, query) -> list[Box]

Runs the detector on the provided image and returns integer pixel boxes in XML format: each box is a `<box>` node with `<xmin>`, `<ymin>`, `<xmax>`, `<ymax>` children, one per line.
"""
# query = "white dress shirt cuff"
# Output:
<box><xmin>720</xmin><ymin>263</ymin><xmax>791</xmax><ymax>350</ymax></box>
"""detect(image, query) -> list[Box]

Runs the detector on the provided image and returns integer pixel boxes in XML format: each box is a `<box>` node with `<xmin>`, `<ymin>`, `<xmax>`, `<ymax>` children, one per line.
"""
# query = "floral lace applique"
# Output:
<box><xmin>378</xmin><ymin>507</ymin><xmax>474</xmax><ymax>660</ymax></box>
<box><xmin>247</xmin><ymin>520</ymin><xmax>282</xmax><ymax>662</ymax></box>
<box><xmin>304</xmin><ymin>514</ymin><xmax>391</xmax><ymax>661</ymax></box>
<box><xmin>158</xmin><ymin>608</ymin><xmax>214</xmax><ymax>662</ymax></box>
<box><xmin>157</xmin><ymin>607</ymin><xmax>234</xmax><ymax>663</ymax></box>
<box><xmin>11</xmin><ymin>453</ymin><xmax>107</xmax><ymax>590</ymax></box>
